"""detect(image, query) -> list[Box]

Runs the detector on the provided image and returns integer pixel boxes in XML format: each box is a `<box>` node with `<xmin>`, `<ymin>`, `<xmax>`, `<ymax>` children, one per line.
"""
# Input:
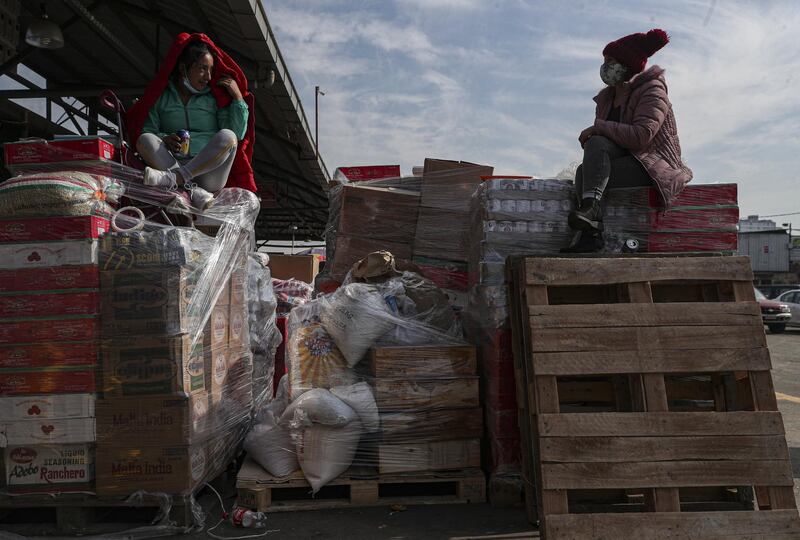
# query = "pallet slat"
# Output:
<box><xmin>541</xmin><ymin>460</ymin><xmax>794</xmax><ymax>490</ymax></box>
<box><xmin>539</xmin><ymin>435</ymin><xmax>790</xmax><ymax>463</ymax></box>
<box><xmin>530</xmin><ymin>325</ymin><xmax>766</xmax><ymax>352</ymax></box>
<box><xmin>534</xmin><ymin>348</ymin><xmax>771</xmax><ymax>375</ymax></box>
<box><xmin>545</xmin><ymin>510</ymin><xmax>800</xmax><ymax>540</ymax></box>
<box><xmin>529</xmin><ymin>302</ymin><xmax>761</xmax><ymax>328</ymax></box>
<box><xmin>523</xmin><ymin>256</ymin><xmax>753</xmax><ymax>286</ymax></box>
<box><xmin>539</xmin><ymin>411</ymin><xmax>786</xmax><ymax>437</ymax></box>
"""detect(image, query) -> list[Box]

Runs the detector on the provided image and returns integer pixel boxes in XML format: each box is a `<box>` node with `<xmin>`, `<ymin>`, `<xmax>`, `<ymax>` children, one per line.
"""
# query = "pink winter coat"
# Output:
<box><xmin>592</xmin><ymin>65</ymin><xmax>692</xmax><ymax>208</ymax></box>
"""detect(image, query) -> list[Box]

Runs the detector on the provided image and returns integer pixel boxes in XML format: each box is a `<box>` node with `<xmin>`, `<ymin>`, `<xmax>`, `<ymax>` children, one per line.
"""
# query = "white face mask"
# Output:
<box><xmin>600</xmin><ymin>61</ymin><xmax>628</xmax><ymax>86</ymax></box>
<box><xmin>181</xmin><ymin>67</ymin><xmax>210</xmax><ymax>95</ymax></box>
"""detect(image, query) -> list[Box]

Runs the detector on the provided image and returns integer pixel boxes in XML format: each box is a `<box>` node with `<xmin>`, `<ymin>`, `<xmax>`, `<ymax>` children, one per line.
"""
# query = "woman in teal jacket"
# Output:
<box><xmin>137</xmin><ymin>41</ymin><xmax>249</xmax><ymax>209</ymax></box>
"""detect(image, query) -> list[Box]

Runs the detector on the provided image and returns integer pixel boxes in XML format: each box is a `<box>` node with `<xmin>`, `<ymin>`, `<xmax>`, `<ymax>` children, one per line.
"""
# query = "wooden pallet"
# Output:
<box><xmin>507</xmin><ymin>255</ymin><xmax>800</xmax><ymax>539</ymax></box>
<box><xmin>236</xmin><ymin>457</ymin><xmax>485</xmax><ymax>512</ymax></box>
<box><xmin>0</xmin><ymin>492</ymin><xmax>197</xmax><ymax>534</ymax></box>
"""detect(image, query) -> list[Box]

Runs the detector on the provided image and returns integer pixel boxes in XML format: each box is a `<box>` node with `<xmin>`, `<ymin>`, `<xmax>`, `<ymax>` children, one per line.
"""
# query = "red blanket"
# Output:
<box><xmin>126</xmin><ymin>32</ymin><xmax>257</xmax><ymax>192</ymax></box>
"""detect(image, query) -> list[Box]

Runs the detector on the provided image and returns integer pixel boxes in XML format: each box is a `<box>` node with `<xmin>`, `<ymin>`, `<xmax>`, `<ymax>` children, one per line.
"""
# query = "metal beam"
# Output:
<box><xmin>63</xmin><ymin>0</ymin><xmax>153</xmax><ymax>80</ymax></box>
<box><xmin>0</xmin><ymin>87</ymin><xmax>144</xmax><ymax>99</ymax></box>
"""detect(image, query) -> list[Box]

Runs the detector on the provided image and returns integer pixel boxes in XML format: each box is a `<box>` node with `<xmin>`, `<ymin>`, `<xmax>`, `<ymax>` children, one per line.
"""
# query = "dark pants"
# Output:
<box><xmin>575</xmin><ymin>135</ymin><xmax>653</xmax><ymax>201</ymax></box>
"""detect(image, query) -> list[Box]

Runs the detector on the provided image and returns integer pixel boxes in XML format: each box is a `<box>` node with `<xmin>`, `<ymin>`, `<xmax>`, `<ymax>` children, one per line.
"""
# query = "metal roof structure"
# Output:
<box><xmin>0</xmin><ymin>0</ymin><xmax>330</xmax><ymax>241</ymax></box>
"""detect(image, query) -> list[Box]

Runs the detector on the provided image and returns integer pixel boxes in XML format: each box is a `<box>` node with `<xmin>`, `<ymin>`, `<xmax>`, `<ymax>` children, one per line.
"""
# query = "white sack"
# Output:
<box><xmin>319</xmin><ymin>283</ymin><xmax>394</xmax><ymax>367</ymax></box>
<box><xmin>244</xmin><ymin>377</ymin><xmax>299</xmax><ymax>477</ymax></box>
<box><xmin>296</xmin><ymin>419</ymin><xmax>362</xmax><ymax>493</ymax></box>
<box><xmin>331</xmin><ymin>382</ymin><xmax>380</xmax><ymax>433</ymax></box>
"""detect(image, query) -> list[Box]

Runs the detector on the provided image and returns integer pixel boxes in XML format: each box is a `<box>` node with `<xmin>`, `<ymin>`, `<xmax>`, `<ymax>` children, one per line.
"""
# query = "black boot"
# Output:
<box><xmin>568</xmin><ymin>197</ymin><xmax>604</xmax><ymax>232</ymax></box>
<box><xmin>560</xmin><ymin>230</ymin><xmax>604</xmax><ymax>253</ymax></box>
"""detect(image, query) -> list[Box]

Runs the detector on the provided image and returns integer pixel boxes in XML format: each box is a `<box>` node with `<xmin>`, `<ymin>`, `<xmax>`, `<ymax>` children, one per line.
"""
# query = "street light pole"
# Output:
<box><xmin>315</xmin><ymin>86</ymin><xmax>325</xmax><ymax>159</ymax></box>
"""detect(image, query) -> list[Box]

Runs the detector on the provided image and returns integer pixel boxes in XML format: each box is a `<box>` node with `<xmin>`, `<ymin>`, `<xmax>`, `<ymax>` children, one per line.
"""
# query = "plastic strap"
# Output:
<box><xmin>112</xmin><ymin>206</ymin><xmax>146</xmax><ymax>232</ymax></box>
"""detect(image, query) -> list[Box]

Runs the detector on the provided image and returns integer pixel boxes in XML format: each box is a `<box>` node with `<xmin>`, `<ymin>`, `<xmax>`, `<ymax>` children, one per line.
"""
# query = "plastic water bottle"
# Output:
<box><xmin>230</xmin><ymin>507</ymin><xmax>268</xmax><ymax>528</ymax></box>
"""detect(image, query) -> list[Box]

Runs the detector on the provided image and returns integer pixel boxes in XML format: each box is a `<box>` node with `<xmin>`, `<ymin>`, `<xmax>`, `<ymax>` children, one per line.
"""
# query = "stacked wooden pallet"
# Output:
<box><xmin>507</xmin><ymin>255</ymin><xmax>800</xmax><ymax>538</ymax></box>
<box><xmin>236</xmin><ymin>345</ymin><xmax>486</xmax><ymax>512</ymax></box>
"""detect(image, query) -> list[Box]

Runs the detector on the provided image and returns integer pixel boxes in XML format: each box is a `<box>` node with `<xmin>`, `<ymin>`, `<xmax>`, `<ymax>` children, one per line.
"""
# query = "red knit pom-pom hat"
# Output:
<box><xmin>603</xmin><ymin>28</ymin><xmax>669</xmax><ymax>75</ymax></box>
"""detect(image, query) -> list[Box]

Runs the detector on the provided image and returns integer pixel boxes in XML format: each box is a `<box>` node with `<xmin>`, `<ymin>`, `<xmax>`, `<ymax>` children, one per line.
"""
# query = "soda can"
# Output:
<box><xmin>176</xmin><ymin>129</ymin><xmax>190</xmax><ymax>157</ymax></box>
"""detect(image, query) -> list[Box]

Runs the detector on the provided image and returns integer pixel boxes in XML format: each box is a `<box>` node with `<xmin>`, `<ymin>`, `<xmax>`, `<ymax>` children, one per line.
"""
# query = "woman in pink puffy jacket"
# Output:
<box><xmin>564</xmin><ymin>28</ymin><xmax>693</xmax><ymax>252</ymax></box>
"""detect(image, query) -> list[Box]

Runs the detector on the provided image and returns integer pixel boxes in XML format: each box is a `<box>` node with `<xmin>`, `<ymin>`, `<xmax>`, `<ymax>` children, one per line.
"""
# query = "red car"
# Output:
<box><xmin>755</xmin><ymin>287</ymin><xmax>792</xmax><ymax>333</ymax></box>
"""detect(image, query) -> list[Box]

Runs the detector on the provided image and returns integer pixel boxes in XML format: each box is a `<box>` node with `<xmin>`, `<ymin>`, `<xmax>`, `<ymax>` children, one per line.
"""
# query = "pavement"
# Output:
<box><xmin>2</xmin><ymin>326</ymin><xmax>799</xmax><ymax>540</ymax></box>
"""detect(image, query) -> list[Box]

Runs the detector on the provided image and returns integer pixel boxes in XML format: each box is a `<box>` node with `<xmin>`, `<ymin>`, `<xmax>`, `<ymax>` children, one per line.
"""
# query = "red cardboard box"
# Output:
<box><xmin>4</xmin><ymin>137</ymin><xmax>115</xmax><ymax>166</ymax></box>
<box><xmin>412</xmin><ymin>256</ymin><xmax>469</xmax><ymax>292</ymax></box>
<box><xmin>0</xmin><ymin>290</ymin><xmax>100</xmax><ymax>318</ymax></box>
<box><xmin>0</xmin><ymin>266</ymin><xmax>100</xmax><ymax>293</ymax></box>
<box><xmin>0</xmin><ymin>369</ymin><xmax>98</xmax><ymax>395</ymax></box>
<box><xmin>335</xmin><ymin>165</ymin><xmax>401</xmax><ymax>182</ymax></box>
<box><xmin>0</xmin><ymin>240</ymin><xmax>99</xmax><ymax>269</ymax></box>
<box><xmin>647</xmin><ymin>231</ymin><xmax>738</xmax><ymax>252</ymax></box>
<box><xmin>0</xmin><ymin>216</ymin><xmax>110</xmax><ymax>243</ymax></box>
<box><xmin>0</xmin><ymin>342</ymin><xmax>98</xmax><ymax>369</ymax></box>
<box><xmin>0</xmin><ymin>316</ymin><xmax>100</xmax><ymax>344</ymax></box>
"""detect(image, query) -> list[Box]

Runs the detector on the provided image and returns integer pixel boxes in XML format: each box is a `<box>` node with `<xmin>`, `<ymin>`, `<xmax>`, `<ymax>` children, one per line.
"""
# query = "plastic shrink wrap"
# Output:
<box><xmin>245</xmin><ymin>251</ymin><xmax>484</xmax><ymax>496</ymax></box>
<box><xmin>0</xmin><ymin>139</ymin><xmax>279</xmax><ymax>528</ymax></box>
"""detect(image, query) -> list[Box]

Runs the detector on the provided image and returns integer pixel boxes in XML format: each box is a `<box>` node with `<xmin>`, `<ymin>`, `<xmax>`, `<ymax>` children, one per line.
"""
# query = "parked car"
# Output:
<box><xmin>776</xmin><ymin>289</ymin><xmax>800</xmax><ymax>328</ymax></box>
<box><xmin>755</xmin><ymin>287</ymin><xmax>792</xmax><ymax>333</ymax></box>
<box><xmin>757</xmin><ymin>284</ymin><xmax>800</xmax><ymax>299</ymax></box>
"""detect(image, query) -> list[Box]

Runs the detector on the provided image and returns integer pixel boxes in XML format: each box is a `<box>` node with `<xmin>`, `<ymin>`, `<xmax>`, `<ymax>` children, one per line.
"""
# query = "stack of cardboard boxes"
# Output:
<box><xmin>329</xmin><ymin>184</ymin><xmax>420</xmax><ymax>281</ymax></box>
<box><xmin>412</xmin><ymin>159</ymin><xmax>493</xmax><ymax>310</ymax></box>
<box><xmin>95</xmin><ymin>229</ymin><xmax>252</xmax><ymax>496</ymax></box>
<box><xmin>0</xmin><ymin>215</ymin><xmax>107</xmax><ymax>493</ymax></box>
<box><xmin>464</xmin><ymin>177</ymin><xmax>576</xmax><ymax>499</ymax></box>
<box><xmin>605</xmin><ymin>184</ymin><xmax>739</xmax><ymax>252</ymax></box>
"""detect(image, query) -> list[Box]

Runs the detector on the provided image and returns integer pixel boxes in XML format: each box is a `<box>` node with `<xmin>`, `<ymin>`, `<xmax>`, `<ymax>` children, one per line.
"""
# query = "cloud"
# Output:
<box><xmin>265</xmin><ymin>0</ymin><xmax>800</xmax><ymax>216</ymax></box>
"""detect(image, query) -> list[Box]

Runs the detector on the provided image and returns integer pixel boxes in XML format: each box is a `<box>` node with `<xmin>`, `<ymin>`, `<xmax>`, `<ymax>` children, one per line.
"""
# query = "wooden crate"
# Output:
<box><xmin>378</xmin><ymin>438</ymin><xmax>481</xmax><ymax>474</ymax></box>
<box><xmin>235</xmin><ymin>457</ymin><xmax>485</xmax><ymax>512</ymax></box>
<box><xmin>507</xmin><ymin>255</ymin><xmax>800</xmax><ymax>539</ymax></box>
<box><xmin>380</xmin><ymin>408</ymin><xmax>483</xmax><ymax>442</ymax></box>
<box><xmin>368</xmin><ymin>345</ymin><xmax>477</xmax><ymax>378</ymax></box>
<box><xmin>373</xmin><ymin>376</ymin><xmax>479</xmax><ymax>411</ymax></box>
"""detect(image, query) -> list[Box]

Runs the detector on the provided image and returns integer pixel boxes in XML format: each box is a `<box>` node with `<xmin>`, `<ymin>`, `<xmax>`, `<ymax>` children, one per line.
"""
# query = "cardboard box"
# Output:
<box><xmin>368</xmin><ymin>346</ymin><xmax>477</xmax><ymax>378</ymax></box>
<box><xmin>0</xmin><ymin>240</ymin><xmax>99</xmax><ymax>269</ymax></box>
<box><xmin>337</xmin><ymin>185</ymin><xmax>420</xmax><ymax>242</ymax></box>
<box><xmin>0</xmin><ymin>216</ymin><xmax>110</xmax><ymax>243</ymax></box>
<box><xmin>102</xmin><ymin>334</ymin><xmax>205</xmax><ymax>397</ymax></box>
<box><xmin>95</xmin><ymin>393</ymin><xmax>211</xmax><ymax>446</ymax></box>
<box><xmin>99</xmin><ymin>228</ymin><xmax>212</xmax><ymax>271</ymax></box>
<box><xmin>4</xmin><ymin>137</ymin><xmax>115</xmax><ymax>166</ymax></box>
<box><xmin>413</xmin><ymin>207</ymin><xmax>471</xmax><ymax>262</ymax></box>
<box><xmin>378</xmin><ymin>439</ymin><xmax>481</xmax><ymax>474</ymax></box>
<box><xmin>0</xmin><ymin>316</ymin><xmax>99</xmax><ymax>344</ymax></box>
<box><xmin>203</xmin><ymin>306</ymin><xmax>229</xmax><ymax>351</ymax></box>
<box><xmin>605</xmin><ymin>183</ymin><xmax>738</xmax><ymax>209</ymax></box>
<box><xmin>0</xmin><ymin>266</ymin><xmax>100</xmax><ymax>293</ymax></box>
<box><xmin>268</xmin><ymin>255</ymin><xmax>321</xmax><ymax>283</ymax></box>
<box><xmin>334</xmin><ymin>165</ymin><xmax>401</xmax><ymax>182</ymax></box>
<box><xmin>0</xmin><ymin>369</ymin><xmax>98</xmax><ymax>395</ymax></box>
<box><xmin>101</xmin><ymin>267</ymin><xmax>194</xmax><ymax>336</ymax></box>
<box><xmin>95</xmin><ymin>441</ymin><xmax>209</xmax><ymax>496</ymax></box>
<box><xmin>411</xmin><ymin>256</ymin><xmax>469</xmax><ymax>292</ymax></box>
<box><xmin>228</xmin><ymin>304</ymin><xmax>248</xmax><ymax>349</ymax></box>
<box><xmin>0</xmin><ymin>290</ymin><xmax>100</xmax><ymax>318</ymax></box>
<box><xmin>4</xmin><ymin>444</ymin><xmax>94</xmax><ymax>492</ymax></box>
<box><xmin>420</xmin><ymin>158</ymin><xmax>493</xmax><ymax>212</ymax></box>
<box><xmin>330</xmin><ymin>235</ymin><xmax>413</xmax><ymax>280</ymax></box>
<box><xmin>230</xmin><ymin>268</ymin><xmax>246</xmax><ymax>306</ymax></box>
<box><xmin>373</xmin><ymin>377</ymin><xmax>480</xmax><ymax>411</ymax></box>
<box><xmin>0</xmin><ymin>342</ymin><xmax>98</xmax><ymax>370</ymax></box>
<box><xmin>204</xmin><ymin>346</ymin><xmax>231</xmax><ymax>397</ymax></box>
<box><xmin>0</xmin><ymin>417</ymin><xmax>96</xmax><ymax>446</ymax></box>
<box><xmin>0</xmin><ymin>394</ymin><xmax>95</xmax><ymax>421</ymax></box>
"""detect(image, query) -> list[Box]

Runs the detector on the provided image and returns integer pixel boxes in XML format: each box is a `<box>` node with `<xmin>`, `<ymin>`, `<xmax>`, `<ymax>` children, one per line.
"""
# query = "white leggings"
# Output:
<box><xmin>137</xmin><ymin>129</ymin><xmax>238</xmax><ymax>193</ymax></box>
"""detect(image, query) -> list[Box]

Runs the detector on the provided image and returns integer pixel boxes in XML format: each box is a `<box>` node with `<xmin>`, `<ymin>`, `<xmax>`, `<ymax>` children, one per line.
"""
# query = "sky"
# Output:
<box><xmin>263</xmin><ymin>0</ymin><xmax>800</xmax><ymax>223</ymax></box>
